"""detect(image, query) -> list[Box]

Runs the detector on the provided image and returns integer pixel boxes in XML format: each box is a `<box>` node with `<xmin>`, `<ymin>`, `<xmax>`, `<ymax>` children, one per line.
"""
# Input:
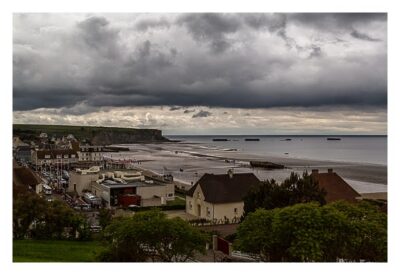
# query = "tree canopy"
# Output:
<box><xmin>99</xmin><ymin>210</ymin><xmax>207</xmax><ymax>262</ymax></box>
<box><xmin>243</xmin><ymin>171</ymin><xmax>326</xmax><ymax>215</ymax></box>
<box><xmin>13</xmin><ymin>189</ymin><xmax>90</xmax><ymax>240</ymax></box>
<box><xmin>234</xmin><ymin>201</ymin><xmax>387</xmax><ymax>262</ymax></box>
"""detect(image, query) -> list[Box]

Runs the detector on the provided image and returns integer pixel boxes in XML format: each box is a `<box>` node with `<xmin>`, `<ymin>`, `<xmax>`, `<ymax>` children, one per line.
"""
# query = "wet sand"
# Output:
<box><xmin>106</xmin><ymin>142</ymin><xmax>387</xmax><ymax>194</ymax></box>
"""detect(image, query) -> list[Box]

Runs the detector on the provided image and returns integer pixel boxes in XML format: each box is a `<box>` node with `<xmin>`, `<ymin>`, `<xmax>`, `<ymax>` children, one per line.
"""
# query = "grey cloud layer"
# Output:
<box><xmin>13</xmin><ymin>13</ymin><xmax>387</xmax><ymax>112</ymax></box>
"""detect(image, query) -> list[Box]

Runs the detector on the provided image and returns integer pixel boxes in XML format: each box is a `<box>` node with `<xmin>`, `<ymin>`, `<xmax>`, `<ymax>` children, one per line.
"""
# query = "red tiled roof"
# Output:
<box><xmin>311</xmin><ymin>170</ymin><xmax>361</xmax><ymax>203</ymax></box>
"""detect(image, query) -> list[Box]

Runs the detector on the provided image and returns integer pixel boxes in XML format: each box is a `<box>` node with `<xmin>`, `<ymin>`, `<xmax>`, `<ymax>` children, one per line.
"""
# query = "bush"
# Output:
<box><xmin>100</xmin><ymin>210</ymin><xmax>207</xmax><ymax>262</ymax></box>
<box><xmin>235</xmin><ymin>201</ymin><xmax>387</xmax><ymax>262</ymax></box>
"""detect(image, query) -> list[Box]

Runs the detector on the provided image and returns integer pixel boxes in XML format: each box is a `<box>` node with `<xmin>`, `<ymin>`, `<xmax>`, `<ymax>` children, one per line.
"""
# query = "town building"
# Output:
<box><xmin>68</xmin><ymin>168</ymin><xmax>175</xmax><ymax>208</ymax></box>
<box><xmin>78</xmin><ymin>145</ymin><xmax>106</xmax><ymax>162</ymax></box>
<box><xmin>13</xmin><ymin>136</ymin><xmax>28</xmax><ymax>149</ymax></box>
<box><xmin>185</xmin><ymin>170</ymin><xmax>261</xmax><ymax>223</ymax></box>
<box><xmin>14</xmin><ymin>145</ymin><xmax>32</xmax><ymax>163</ymax></box>
<box><xmin>13</xmin><ymin>161</ymin><xmax>42</xmax><ymax>193</ymax></box>
<box><xmin>311</xmin><ymin>169</ymin><xmax>362</xmax><ymax>203</ymax></box>
<box><xmin>31</xmin><ymin>149</ymin><xmax>78</xmax><ymax>167</ymax></box>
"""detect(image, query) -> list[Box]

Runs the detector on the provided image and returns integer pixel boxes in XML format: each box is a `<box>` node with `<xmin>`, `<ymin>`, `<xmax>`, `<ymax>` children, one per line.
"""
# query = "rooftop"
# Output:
<box><xmin>311</xmin><ymin>169</ymin><xmax>361</xmax><ymax>203</ymax></box>
<box><xmin>187</xmin><ymin>172</ymin><xmax>261</xmax><ymax>204</ymax></box>
<box><xmin>100</xmin><ymin>178</ymin><xmax>163</xmax><ymax>188</ymax></box>
<box><xmin>13</xmin><ymin>165</ymin><xmax>41</xmax><ymax>188</ymax></box>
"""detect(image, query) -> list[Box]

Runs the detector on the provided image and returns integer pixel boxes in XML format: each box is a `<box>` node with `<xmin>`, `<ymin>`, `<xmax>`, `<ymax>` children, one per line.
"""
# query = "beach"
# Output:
<box><xmin>104</xmin><ymin>140</ymin><xmax>387</xmax><ymax>194</ymax></box>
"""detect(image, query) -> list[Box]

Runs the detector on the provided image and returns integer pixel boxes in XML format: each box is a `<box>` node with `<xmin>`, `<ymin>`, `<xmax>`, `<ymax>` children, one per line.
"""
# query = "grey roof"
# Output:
<box><xmin>187</xmin><ymin>173</ymin><xmax>261</xmax><ymax>204</ymax></box>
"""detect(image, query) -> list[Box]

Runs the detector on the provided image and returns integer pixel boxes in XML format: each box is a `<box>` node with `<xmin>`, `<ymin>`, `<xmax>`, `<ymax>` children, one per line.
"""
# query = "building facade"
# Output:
<box><xmin>78</xmin><ymin>145</ymin><xmax>106</xmax><ymax>162</ymax></box>
<box><xmin>31</xmin><ymin>149</ymin><xmax>78</xmax><ymax>166</ymax></box>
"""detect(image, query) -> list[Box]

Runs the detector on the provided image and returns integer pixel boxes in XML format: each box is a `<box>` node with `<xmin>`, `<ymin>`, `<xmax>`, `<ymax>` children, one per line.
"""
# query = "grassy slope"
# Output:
<box><xmin>13</xmin><ymin>240</ymin><xmax>105</xmax><ymax>262</ymax></box>
<box><xmin>166</xmin><ymin>196</ymin><xmax>186</xmax><ymax>207</ymax></box>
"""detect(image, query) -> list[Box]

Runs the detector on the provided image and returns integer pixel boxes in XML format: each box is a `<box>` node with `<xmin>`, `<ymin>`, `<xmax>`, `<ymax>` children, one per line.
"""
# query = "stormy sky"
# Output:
<box><xmin>13</xmin><ymin>13</ymin><xmax>387</xmax><ymax>134</ymax></box>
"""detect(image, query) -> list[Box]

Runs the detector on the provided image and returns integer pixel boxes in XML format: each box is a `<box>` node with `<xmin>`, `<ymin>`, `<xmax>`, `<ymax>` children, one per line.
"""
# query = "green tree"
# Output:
<box><xmin>327</xmin><ymin>201</ymin><xmax>387</xmax><ymax>262</ymax></box>
<box><xmin>31</xmin><ymin>200</ymin><xmax>90</xmax><ymax>240</ymax></box>
<box><xmin>13</xmin><ymin>191</ymin><xmax>47</xmax><ymax>239</ymax></box>
<box><xmin>13</xmin><ymin>188</ymin><xmax>90</xmax><ymax>240</ymax></box>
<box><xmin>234</xmin><ymin>201</ymin><xmax>387</xmax><ymax>262</ymax></box>
<box><xmin>243</xmin><ymin>172</ymin><xmax>326</xmax><ymax>215</ymax></box>
<box><xmin>99</xmin><ymin>210</ymin><xmax>207</xmax><ymax>262</ymax></box>
<box><xmin>98</xmin><ymin>208</ymin><xmax>112</xmax><ymax>229</ymax></box>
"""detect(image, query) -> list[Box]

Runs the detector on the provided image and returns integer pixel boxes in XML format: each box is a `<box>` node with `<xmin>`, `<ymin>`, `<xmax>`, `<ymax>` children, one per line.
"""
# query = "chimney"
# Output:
<box><xmin>311</xmin><ymin>169</ymin><xmax>319</xmax><ymax>176</ymax></box>
<box><xmin>328</xmin><ymin>168</ymin><xmax>333</xmax><ymax>174</ymax></box>
<box><xmin>228</xmin><ymin>169</ymin><xmax>234</xmax><ymax>179</ymax></box>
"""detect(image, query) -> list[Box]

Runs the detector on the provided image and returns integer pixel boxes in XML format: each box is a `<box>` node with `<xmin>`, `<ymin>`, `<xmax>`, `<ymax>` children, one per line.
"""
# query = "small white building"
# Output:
<box><xmin>68</xmin><ymin>169</ymin><xmax>175</xmax><ymax>208</ymax></box>
<box><xmin>186</xmin><ymin>171</ymin><xmax>261</xmax><ymax>223</ymax></box>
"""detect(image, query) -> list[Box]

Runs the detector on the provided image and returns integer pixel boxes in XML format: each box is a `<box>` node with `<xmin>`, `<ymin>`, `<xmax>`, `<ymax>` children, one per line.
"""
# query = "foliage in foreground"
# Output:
<box><xmin>13</xmin><ymin>190</ymin><xmax>90</xmax><ymax>240</ymax></box>
<box><xmin>13</xmin><ymin>240</ymin><xmax>104</xmax><ymax>262</ymax></box>
<box><xmin>243</xmin><ymin>172</ymin><xmax>326</xmax><ymax>215</ymax></box>
<box><xmin>99</xmin><ymin>210</ymin><xmax>207</xmax><ymax>262</ymax></box>
<box><xmin>234</xmin><ymin>201</ymin><xmax>387</xmax><ymax>262</ymax></box>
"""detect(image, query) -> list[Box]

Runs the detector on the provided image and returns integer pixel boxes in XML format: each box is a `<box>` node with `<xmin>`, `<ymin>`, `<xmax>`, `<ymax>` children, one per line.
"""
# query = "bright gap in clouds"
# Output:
<box><xmin>13</xmin><ymin>105</ymin><xmax>387</xmax><ymax>135</ymax></box>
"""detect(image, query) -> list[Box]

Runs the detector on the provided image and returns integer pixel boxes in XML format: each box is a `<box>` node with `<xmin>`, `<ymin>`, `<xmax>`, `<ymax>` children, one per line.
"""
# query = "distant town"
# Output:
<box><xmin>13</xmin><ymin>124</ymin><xmax>387</xmax><ymax>262</ymax></box>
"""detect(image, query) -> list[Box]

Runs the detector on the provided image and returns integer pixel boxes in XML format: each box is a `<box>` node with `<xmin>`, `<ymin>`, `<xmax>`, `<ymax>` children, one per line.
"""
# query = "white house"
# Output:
<box><xmin>186</xmin><ymin>171</ymin><xmax>261</xmax><ymax>223</ymax></box>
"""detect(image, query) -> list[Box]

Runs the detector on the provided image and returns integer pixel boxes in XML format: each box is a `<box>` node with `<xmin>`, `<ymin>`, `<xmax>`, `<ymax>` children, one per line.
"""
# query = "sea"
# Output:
<box><xmin>165</xmin><ymin>135</ymin><xmax>387</xmax><ymax>166</ymax></box>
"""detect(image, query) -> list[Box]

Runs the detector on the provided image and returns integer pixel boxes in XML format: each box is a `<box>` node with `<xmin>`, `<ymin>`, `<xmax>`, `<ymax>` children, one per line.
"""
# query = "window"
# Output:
<box><xmin>71</xmin><ymin>154</ymin><xmax>76</xmax><ymax>158</ymax></box>
<box><xmin>64</xmin><ymin>154</ymin><xmax>68</xmax><ymax>158</ymax></box>
<box><xmin>197</xmin><ymin>191</ymin><xmax>200</xmax><ymax>199</ymax></box>
<box><xmin>189</xmin><ymin>201</ymin><xmax>192</xmax><ymax>210</ymax></box>
<box><xmin>234</xmin><ymin>208</ymin><xmax>238</xmax><ymax>214</ymax></box>
<box><xmin>56</xmin><ymin>155</ymin><xmax>61</xmax><ymax>159</ymax></box>
<box><xmin>206</xmin><ymin>207</ymin><xmax>211</xmax><ymax>217</ymax></box>
<box><xmin>167</xmin><ymin>193</ymin><xmax>174</xmax><ymax>197</ymax></box>
<box><xmin>44</xmin><ymin>155</ymin><xmax>50</xmax><ymax>159</ymax></box>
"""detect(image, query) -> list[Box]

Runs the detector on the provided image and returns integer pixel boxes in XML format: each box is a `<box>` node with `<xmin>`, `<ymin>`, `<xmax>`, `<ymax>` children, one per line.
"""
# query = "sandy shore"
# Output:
<box><xmin>107</xmin><ymin>142</ymin><xmax>387</xmax><ymax>194</ymax></box>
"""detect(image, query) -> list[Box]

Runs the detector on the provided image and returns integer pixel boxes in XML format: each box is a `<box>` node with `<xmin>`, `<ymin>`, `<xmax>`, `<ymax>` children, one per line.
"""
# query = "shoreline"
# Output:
<box><xmin>168</xmin><ymin>148</ymin><xmax>387</xmax><ymax>185</ymax></box>
<box><xmin>108</xmin><ymin>142</ymin><xmax>387</xmax><ymax>193</ymax></box>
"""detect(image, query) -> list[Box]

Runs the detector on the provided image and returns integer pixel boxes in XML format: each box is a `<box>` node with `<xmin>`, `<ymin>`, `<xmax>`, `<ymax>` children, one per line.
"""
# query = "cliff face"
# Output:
<box><xmin>90</xmin><ymin>129</ymin><xmax>168</xmax><ymax>145</ymax></box>
<box><xmin>13</xmin><ymin>124</ymin><xmax>169</xmax><ymax>145</ymax></box>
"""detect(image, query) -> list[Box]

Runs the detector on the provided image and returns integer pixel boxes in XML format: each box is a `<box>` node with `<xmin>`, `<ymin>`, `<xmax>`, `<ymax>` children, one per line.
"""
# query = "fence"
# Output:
<box><xmin>189</xmin><ymin>216</ymin><xmax>241</xmax><ymax>226</ymax></box>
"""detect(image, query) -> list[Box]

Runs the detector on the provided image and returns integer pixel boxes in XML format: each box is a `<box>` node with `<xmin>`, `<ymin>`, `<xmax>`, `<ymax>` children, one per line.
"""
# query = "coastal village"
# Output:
<box><xmin>12</xmin><ymin>125</ymin><xmax>387</xmax><ymax>262</ymax></box>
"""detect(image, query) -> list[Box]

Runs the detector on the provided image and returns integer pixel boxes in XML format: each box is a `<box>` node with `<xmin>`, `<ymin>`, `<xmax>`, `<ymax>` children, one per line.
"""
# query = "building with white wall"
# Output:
<box><xmin>186</xmin><ymin>171</ymin><xmax>261</xmax><ymax>223</ymax></box>
<box><xmin>78</xmin><ymin>145</ymin><xmax>106</xmax><ymax>162</ymax></box>
<box><xmin>68</xmin><ymin>168</ymin><xmax>174</xmax><ymax>208</ymax></box>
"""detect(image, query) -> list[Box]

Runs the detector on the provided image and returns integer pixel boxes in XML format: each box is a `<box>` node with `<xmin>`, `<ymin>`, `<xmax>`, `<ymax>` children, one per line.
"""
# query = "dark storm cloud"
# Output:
<box><xmin>350</xmin><ymin>30</ymin><xmax>381</xmax><ymax>42</ymax></box>
<box><xmin>76</xmin><ymin>16</ymin><xmax>121</xmax><ymax>59</ymax></box>
<box><xmin>135</xmin><ymin>17</ymin><xmax>170</xmax><ymax>32</ymax></box>
<box><xmin>309</xmin><ymin>45</ymin><xmax>323</xmax><ymax>58</ymax></box>
<box><xmin>192</xmin><ymin>110</ymin><xmax>212</xmax><ymax>118</ymax></box>
<box><xmin>13</xmin><ymin>13</ymin><xmax>387</xmax><ymax>113</ymax></box>
<box><xmin>177</xmin><ymin>13</ymin><xmax>241</xmax><ymax>53</ymax></box>
<box><xmin>287</xmin><ymin>13</ymin><xmax>387</xmax><ymax>30</ymax></box>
